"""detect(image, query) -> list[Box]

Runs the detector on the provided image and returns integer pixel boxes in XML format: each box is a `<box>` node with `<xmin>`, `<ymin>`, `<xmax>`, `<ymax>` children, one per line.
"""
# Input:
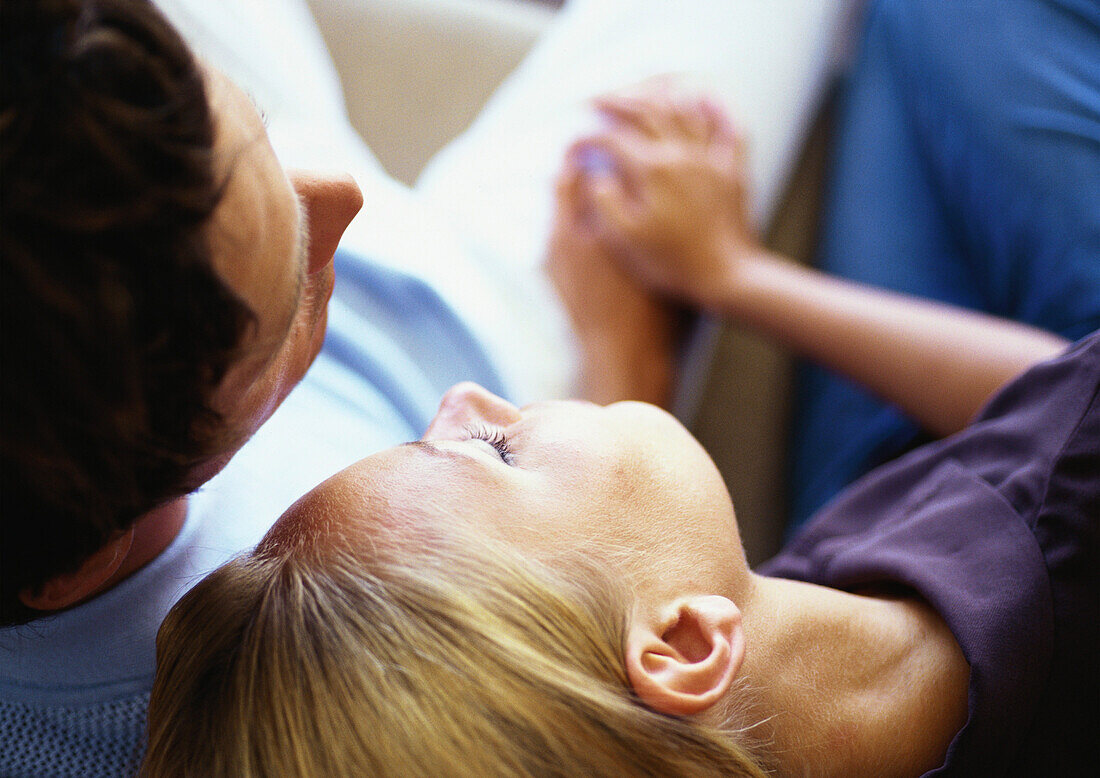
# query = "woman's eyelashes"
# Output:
<box><xmin>464</xmin><ymin>424</ymin><xmax>516</xmax><ymax>465</ymax></box>
<box><xmin>468</xmin><ymin>425</ymin><xmax>516</xmax><ymax>465</ymax></box>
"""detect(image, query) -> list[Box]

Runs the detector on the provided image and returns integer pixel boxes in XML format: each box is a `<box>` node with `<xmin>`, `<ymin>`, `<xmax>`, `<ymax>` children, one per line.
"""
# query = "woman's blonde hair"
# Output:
<box><xmin>144</xmin><ymin>527</ymin><xmax>768</xmax><ymax>777</ymax></box>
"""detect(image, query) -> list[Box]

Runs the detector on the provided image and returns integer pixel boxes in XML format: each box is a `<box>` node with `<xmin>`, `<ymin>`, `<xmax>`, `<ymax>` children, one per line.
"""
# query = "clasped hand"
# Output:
<box><xmin>570</xmin><ymin>89</ymin><xmax>761</xmax><ymax>312</ymax></box>
<box><xmin>543</xmin><ymin>87</ymin><xmax>761</xmax><ymax>405</ymax></box>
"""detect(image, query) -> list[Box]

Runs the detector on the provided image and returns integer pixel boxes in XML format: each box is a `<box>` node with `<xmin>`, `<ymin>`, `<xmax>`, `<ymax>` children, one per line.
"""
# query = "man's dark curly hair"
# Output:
<box><xmin>1</xmin><ymin>0</ymin><xmax>256</xmax><ymax>625</ymax></box>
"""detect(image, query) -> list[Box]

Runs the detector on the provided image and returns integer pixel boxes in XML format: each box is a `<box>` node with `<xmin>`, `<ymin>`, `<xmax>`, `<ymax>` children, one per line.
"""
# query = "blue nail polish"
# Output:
<box><xmin>577</xmin><ymin>146</ymin><xmax>616</xmax><ymax>176</ymax></box>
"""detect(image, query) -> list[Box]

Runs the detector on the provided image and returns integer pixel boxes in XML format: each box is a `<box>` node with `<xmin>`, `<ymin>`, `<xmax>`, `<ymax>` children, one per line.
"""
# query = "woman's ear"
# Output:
<box><xmin>625</xmin><ymin>594</ymin><xmax>745</xmax><ymax>715</ymax></box>
<box><xmin>18</xmin><ymin>528</ymin><xmax>135</xmax><ymax>612</ymax></box>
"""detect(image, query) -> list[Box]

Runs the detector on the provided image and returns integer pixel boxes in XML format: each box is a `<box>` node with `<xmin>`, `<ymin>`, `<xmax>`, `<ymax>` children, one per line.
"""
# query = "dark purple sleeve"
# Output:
<box><xmin>760</xmin><ymin>331</ymin><xmax>1100</xmax><ymax>776</ymax></box>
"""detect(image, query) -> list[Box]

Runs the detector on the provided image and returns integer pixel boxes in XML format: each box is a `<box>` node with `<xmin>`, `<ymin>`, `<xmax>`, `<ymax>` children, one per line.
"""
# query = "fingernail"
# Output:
<box><xmin>577</xmin><ymin>146</ymin><xmax>616</xmax><ymax>176</ymax></box>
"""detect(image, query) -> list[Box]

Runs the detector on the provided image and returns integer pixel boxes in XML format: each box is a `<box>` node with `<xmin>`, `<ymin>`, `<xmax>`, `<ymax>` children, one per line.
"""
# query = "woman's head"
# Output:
<box><xmin>314</xmin><ymin>382</ymin><xmax>754</xmax><ymax>597</ymax></box>
<box><xmin>146</xmin><ymin>384</ymin><xmax>767</xmax><ymax>776</ymax></box>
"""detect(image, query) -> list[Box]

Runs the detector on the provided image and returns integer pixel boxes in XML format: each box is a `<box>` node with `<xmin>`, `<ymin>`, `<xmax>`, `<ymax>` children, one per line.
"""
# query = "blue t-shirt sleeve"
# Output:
<box><xmin>327</xmin><ymin>248</ymin><xmax>508</xmax><ymax>435</ymax></box>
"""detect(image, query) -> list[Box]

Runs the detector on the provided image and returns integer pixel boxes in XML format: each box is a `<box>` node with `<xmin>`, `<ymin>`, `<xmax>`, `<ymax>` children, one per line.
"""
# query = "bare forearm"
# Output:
<box><xmin>567</xmin><ymin>93</ymin><xmax>1069</xmax><ymax>425</ymax></box>
<box><xmin>576</xmin><ymin>333</ymin><xmax>673</xmax><ymax>407</ymax></box>
<box><xmin>717</xmin><ymin>252</ymin><xmax>1069</xmax><ymax>436</ymax></box>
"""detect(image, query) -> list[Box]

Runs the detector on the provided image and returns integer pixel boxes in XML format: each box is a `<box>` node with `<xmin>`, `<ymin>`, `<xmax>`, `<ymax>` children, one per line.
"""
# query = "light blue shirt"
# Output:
<box><xmin>0</xmin><ymin>250</ymin><xmax>505</xmax><ymax>776</ymax></box>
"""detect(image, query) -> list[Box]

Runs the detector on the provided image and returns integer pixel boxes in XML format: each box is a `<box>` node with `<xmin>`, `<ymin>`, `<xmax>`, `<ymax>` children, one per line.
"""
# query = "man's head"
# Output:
<box><xmin>0</xmin><ymin>0</ymin><xmax>361</xmax><ymax>624</ymax></box>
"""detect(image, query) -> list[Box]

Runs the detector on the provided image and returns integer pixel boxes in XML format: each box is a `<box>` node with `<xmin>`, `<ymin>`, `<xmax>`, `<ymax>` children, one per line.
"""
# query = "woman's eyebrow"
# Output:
<box><xmin>400</xmin><ymin>440</ymin><xmax>454</xmax><ymax>458</ymax></box>
<box><xmin>400</xmin><ymin>440</ymin><xmax>479</xmax><ymax>465</ymax></box>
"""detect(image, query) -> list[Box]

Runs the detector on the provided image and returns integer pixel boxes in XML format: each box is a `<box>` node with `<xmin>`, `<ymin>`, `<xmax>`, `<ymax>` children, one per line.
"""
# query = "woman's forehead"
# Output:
<box><xmin>259</xmin><ymin>446</ymin><xmax>492</xmax><ymax>553</ymax></box>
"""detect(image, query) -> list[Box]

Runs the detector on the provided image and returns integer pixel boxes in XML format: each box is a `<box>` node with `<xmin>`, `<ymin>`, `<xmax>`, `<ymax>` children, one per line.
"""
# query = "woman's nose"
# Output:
<box><xmin>423</xmin><ymin>383</ymin><xmax>522</xmax><ymax>440</ymax></box>
<box><xmin>288</xmin><ymin>170</ymin><xmax>364</xmax><ymax>274</ymax></box>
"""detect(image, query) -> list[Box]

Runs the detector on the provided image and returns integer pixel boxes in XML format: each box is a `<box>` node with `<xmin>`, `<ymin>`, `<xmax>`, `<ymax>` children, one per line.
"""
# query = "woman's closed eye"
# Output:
<box><xmin>464</xmin><ymin>424</ymin><xmax>516</xmax><ymax>465</ymax></box>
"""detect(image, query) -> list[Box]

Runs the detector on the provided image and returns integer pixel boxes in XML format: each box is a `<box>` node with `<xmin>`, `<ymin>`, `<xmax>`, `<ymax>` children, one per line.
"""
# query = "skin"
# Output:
<box><xmin>21</xmin><ymin>65</ymin><xmax>363</xmax><ymax>610</ymax></box>
<box><xmin>565</xmin><ymin>90</ymin><xmax>1069</xmax><ymax>437</ymax></box>
<box><xmin>202</xmin><ymin>67</ymin><xmax>363</xmax><ymax>469</ymax></box>
<box><xmin>544</xmin><ymin>161</ymin><xmax>677</xmax><ymax>406</ymax></box>
<box><xmin>267</xmin><ymin>381</ymin><xmax>970</xmax><ymax>777</ymax></box>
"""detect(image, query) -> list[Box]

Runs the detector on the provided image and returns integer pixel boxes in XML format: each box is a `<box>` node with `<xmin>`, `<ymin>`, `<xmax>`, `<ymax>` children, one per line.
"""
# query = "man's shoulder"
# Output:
<box><xmin>0</xmin><ymin>690</ymin><xmax>148</xmax><ymax>777</ymax></box>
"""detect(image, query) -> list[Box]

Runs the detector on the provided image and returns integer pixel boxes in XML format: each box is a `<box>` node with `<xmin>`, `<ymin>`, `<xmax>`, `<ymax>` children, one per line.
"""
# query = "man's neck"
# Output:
<box><xmin>734</xmin><ymin>574</ymin><xmax>969</xmax><ymax>777</ymax></box>
<box><xmin>98</xmin><ymin>497</ymin><xmax>189</xmax><ymax>594</ymax></box>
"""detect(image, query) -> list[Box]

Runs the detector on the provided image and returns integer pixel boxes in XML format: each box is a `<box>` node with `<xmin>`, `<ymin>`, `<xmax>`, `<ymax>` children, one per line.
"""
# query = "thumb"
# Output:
<box><xmin>554</xmin><ymin>149</ymin><xmax>587</xmax><ymax>223</ymax></box>
<box><xmin>586</xmin><ymin>171</ymin><xmax>640</xmax><ymax>245</ymax></box>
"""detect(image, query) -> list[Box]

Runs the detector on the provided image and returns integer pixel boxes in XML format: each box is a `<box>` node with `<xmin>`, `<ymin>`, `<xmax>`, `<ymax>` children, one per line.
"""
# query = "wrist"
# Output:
<box><xmin>686</xmin><ymin>235</ymin><xmax>750</xmax><ymax>314</ymax></box>
<box><xmin>705</xmin><ymin>247</ymin><xmax>787</xmax><ymax>319</ymax></box>
<box><xmin>577</xmin><ymin>329</ymin><xmax>674</xmax><ymax>406</ymax></box>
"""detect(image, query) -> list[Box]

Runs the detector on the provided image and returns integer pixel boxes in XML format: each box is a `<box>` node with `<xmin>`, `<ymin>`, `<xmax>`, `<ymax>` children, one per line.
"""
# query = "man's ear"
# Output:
<box><xmin>625</xmin><ymin>594</ymin><xmax>745</xmax><ymax>716</ymax></box>
<box><xmin>18</xmin><ymin>528</ymin><xmax>135</xmax><ymax>612</ymax></box>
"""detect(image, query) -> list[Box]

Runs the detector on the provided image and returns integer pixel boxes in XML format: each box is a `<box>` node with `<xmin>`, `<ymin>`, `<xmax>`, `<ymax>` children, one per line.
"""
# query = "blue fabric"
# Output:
<box><xmin>789</xmin><ymin>0</ymin><xmax>1100</xmax><ymax>530</ymax></box>
<box><xmin>0</xmin><ymin>249</ymin><xmax>504</xmax><ymax>776</ymax></box>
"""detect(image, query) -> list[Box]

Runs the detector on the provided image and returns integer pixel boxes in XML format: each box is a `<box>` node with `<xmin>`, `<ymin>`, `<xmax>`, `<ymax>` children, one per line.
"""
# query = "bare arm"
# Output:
<box><xmin>544</xmin><ymin>157</ymin><xmax>677</xmax><ymax>406</ymax></box>
<box><xmin>575</xmin><ymin>93</ymin><xmax>1068</xmax><ymax>436</ymax></box>
<box><xmin>709</xmin><ymin>250</ymin><xmax>1067</xmax><ymax>437</ymax></box>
